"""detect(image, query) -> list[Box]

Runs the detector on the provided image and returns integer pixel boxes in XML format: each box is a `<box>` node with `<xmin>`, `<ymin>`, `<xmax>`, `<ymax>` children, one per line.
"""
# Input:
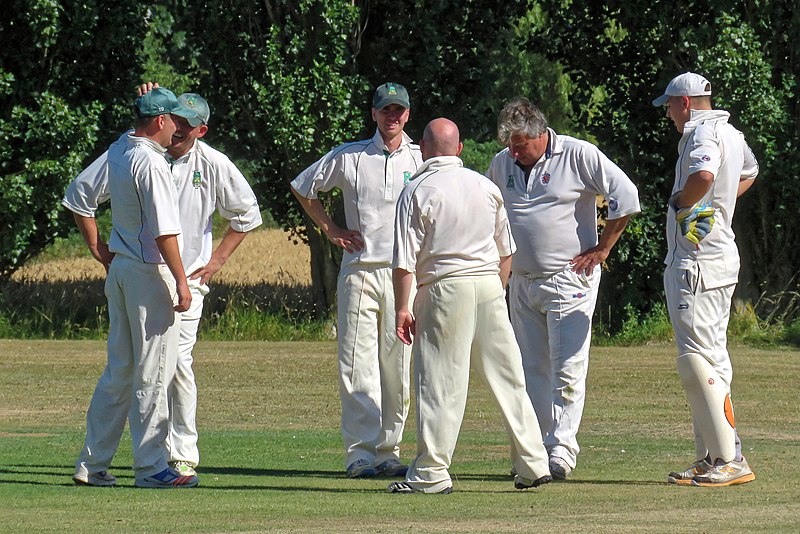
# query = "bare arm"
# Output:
<box><xmin>737</xmin><ymin>177</ymin><xmax>755</xmax><ymax>197</ymax></box>
<box><xmin>291</xmin><ymin>186</ymin><xmax>364</xmax><ymax>253</ymax></box>
<box><xmin>672</xmin><ymin>170</ymin><xmax>715</xmax><ymax>208</ymax></box>
<box><xmin>571</xmin><ymin>215</ymin><xmax>631</xmax><ymax>276</ymax></box>
<box><xmin>155</xmin><ymin>234</ymin><xmax>191</xmax><ymax>312</ymax></box>
<box><xmin>189</xmin><ymin>227</ymin><xmax>249</xmax><ymax>284</ymax></box>
<box><xmin>73</xmin><ymin>213</ymin><xmax>115</xmax><ymax>272</ymax></box>
<box><xmin>499</xmin><ymin>254</ymin><xmax>512</xmax><ymax>288</ymax></box>
<box><xmin>393</xmin><ymin>268</ymin><xmax>415</xmax><ymax>345</ymax></box>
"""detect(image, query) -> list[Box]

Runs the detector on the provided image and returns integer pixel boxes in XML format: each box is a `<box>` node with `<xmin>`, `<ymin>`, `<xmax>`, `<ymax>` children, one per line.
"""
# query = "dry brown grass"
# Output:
<box><xmin>11</xmin><ymin>228</ymin><xmax>312</xmax><ymax>286</ymax></box>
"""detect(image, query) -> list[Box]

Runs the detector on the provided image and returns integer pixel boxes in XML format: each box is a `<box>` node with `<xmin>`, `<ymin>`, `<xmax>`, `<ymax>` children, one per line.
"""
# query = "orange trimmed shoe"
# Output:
<box><xmin>667</xmin><ymin>458</ymin><xmax>712</xmax><ymax>486</ymax></box>
<box><xmin>691</xmin><ymin>457</ymin><xmax>755</xmax><ymax>487</ymax></box>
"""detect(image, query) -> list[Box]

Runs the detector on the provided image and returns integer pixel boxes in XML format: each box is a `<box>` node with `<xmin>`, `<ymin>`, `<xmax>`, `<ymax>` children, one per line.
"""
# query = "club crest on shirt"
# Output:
<box><xmin>541</xmin><ymin>172</ymin><xmax>551</xmax><ymax>185</ymax></box>
<box><xmin>403</xmin><ymin>171</ymin><xmax>412</xmax><ymax>185</ymax></box>
<box><xmin>506</xmin><ymin>175</ymin><xmax>515</xmax><ymax>189</ymax></box>
<box><xmin>609</xmin><ymin>198</ymin><xmax>619</xmax><ymax>212</ymax></box>
<box><xmin>192</xmin><ymin>171</ymin><xmax>202</xmax><ymax>188</ymax></box>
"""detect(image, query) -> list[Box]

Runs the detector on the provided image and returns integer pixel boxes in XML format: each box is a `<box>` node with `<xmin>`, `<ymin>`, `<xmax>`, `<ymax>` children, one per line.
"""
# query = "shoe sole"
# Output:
<box><xmin>135</xmin><ymin>476</ymin><xmax>199</xmax><ymax>489</ymax></box>
<box><xmin>691</xmin><ymin>472</ymin><xmax>755</xmax><ymax>487</ymax></box>
<box><xmin>347</xmin><ymin>469</ymin><xmax>377</xmax><ymax>478</ymax></box>
<box><xmin>388</xmin><ymin>482</ymin><xmax>452</xmax><ymax>494</ymax></box>
<box><xmin>515</xmin><ymin>475</ymin><xmax>553</xmax><ymax>489</ymax></box>
<box><xmin>666</xmin><ymin>476</ymin><xmax>693</xmax><ymax>486</ymax></box>
<box><xmin>72</xmin><ymin>475</ymin><xmax>116</xmax><ymax>487</ymax></box>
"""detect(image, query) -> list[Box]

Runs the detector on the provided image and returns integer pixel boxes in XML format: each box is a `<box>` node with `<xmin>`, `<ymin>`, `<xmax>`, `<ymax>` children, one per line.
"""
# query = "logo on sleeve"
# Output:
<box><xmin>609</xmin><ymin>198</ymin><xmax>619</xmax><ymax>212</ymax></box>
<box><xmin>541</xmin><ymin>172</ymin><xmax>551</xmax><ymax>185</ymax></box>
<box><xmin>700</xmin><ymin>155</ymin><xmax>711</xmax><ymax>162</ymax></box>
<box><xmin>192</xmin><ymin>171</ymin><xmax>202</xmax><ymax>188</ymax></box>
<box><xmin>403</xmin><ymin>171</ymin><xmax>412</xmax><ymax>185</ymax></box>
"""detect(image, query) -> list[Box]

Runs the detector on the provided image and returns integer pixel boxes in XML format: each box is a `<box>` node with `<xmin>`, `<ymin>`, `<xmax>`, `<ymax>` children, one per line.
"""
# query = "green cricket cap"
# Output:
<box><xmin>373</xmin><ymin>82</ymin><xmax>410</xmax><ymax>109</ymax></box>
<box><xmin>177</xmin><ymin>93</ymin><xmax>211</xmax><ymax>127</ymax></box>
<box><xmin>133</xmin><ymin>87</ymin><xmax>195</xmax><ymax>120</ymax></box>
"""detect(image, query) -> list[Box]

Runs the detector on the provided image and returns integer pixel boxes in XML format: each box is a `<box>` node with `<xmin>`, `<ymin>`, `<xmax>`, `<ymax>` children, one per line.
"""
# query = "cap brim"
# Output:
<box><xmin>652</xmin><ymin>94</ymin><xmax>670</xmax><ymax>106</ymax></box>
<box><xmin>374</xmin><ymin>97</ymin><xmax>410</xmax><ymax>109</ymax></box>
<box><xmin>171</xmin><ymin>107</ymin><xmax>201</xmax><ymax>123</ymax></box>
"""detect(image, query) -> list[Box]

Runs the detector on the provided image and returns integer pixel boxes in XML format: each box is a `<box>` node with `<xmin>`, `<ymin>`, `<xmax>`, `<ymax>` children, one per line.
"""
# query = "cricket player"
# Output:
<box><xmin>389</xmin><ymin>118</ymin><xmax>551</xmax><ymax>494</ymax></box>
<box><xmin>653</xmin><ymin>72</ymin><xmax>758</xmax><ymax>486</ymax></box>
<box><xmin>73</xmin><ymin>87</ymin><xmax>198</xmax><ymax>488</ymax></box>
<box><xmin>291</xmin><ymin>82</ymin><xmax>422</xmax><ymax>478</ymax></box>
<box><xmin>66</xmin><ymin>87</ymin><xmax>262</xmax><ymax>481</ymax></box>
<box><xmin>486</xmin><ymin>98</ymin><xmax>640</xmax><ymax>479</ymax></box>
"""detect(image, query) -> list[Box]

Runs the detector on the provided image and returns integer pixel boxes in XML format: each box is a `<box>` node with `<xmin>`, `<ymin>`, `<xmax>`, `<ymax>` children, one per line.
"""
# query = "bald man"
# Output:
<box><xmin>389</xmin><ymin>118</ymin><xmax>551</xmax><ymax>494</ymax></box>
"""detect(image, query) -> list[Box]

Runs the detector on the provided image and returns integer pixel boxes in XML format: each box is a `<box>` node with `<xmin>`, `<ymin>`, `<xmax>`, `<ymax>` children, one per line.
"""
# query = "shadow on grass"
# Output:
<box><xmin>1</xmin><ymin>464</ymin><xmax>667</xmax><ymax>488</ymax></box>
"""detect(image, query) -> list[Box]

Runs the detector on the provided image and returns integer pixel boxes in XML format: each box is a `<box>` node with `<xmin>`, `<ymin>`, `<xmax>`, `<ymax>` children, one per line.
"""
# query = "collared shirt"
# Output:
<box><xmin>106</xmin><ymin>134</ymin><xmax>182</xmax><ymax>264</ymax></box>
<box><xmin>291</xmin><ymin>129</ymin><xmax>422</xmax><ymax>269</ymax></box>
<box><xmin>486</xmin><ymin>128</ymin><xmax>640</xmax><ymax>278</ymax></box>
<box><xmin>666</xmin><ymin>109</ymin><xmax>759</xmax><ymax>286</ymax></box>
<box><xmin>393</xmin><ymin>156</ymin><xmax>515</xmax><ymax>286</ymax></box>
<box><xmin>64</xmin><ymin>132</ymin><xmax>262</xmax><ymax>274</ymax></box>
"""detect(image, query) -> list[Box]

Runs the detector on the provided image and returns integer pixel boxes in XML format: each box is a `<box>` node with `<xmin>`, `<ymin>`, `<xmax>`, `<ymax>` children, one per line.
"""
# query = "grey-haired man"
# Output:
<box><xmin>65</xmin><ymin>86</ymin><xmax>262</xmax><ymax>483</ymax></box>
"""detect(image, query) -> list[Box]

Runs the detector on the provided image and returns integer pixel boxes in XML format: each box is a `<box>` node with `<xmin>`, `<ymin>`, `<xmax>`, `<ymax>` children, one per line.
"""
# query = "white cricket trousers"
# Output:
<box><xmin>166</xmin><ymin>277</ymin><xmax>209</xmax><ymax>467</ymax></box>
<box><xmin>337</xmin><ymin>264</ymin><xmax>411</xmax><ymax>468</ymax></box>
<box><xmin>405</xmin><ymin>275</ymin><xmax>550</xmax><ymax>493</ymax></box>
<box><xmin>509</xmin><ymin>266</ymin><xmax>600</xmax><ymax>470</ymax></box>
<box><xmin>75</xmin><ymin>255</ymin><xmax>180</xmax><ymax>479</ymax></box>
<box><xmin>663</xmin><ymin>263</ymin><xmax>739</xmax><ymax>459</ymax></box>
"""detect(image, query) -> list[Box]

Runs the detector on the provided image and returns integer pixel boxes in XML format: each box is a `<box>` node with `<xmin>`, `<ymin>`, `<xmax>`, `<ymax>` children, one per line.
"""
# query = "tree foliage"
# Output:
<box><xmin>3</xmin><ymin>0</ymin><xmax>800</xmax><ymax>329</ymax></box>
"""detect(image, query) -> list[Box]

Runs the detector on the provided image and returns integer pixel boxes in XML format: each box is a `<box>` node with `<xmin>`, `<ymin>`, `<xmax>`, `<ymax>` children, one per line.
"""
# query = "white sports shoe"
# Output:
<box><xmin>667</xmin><ymin>458</ymin><xmax>712</xmax><ymax>485</ymax></box>
<box><xmin>375</xmin><ymin>459</ymin><xmax>408</xmax><ymax>477</ymax></box>
<box><xmin>135</xmin><ymin>467</ymin><xmax>199</xmax><ymax>488</ymax></box>
<box><xmin>549</xmin><ymin>456</ymin><xmax>572</xmax><ymax>480</ymax></box>
<box><xmin>691</xmin><ymin>457</ymin><xmax>755</xmax><ymax>487</ymax></box>
<box><xmin>170</xmin><ymin>460</ymin><xmax>197</xmax><ymax>477</ymax></box>
<box><xmin>73</xmin><ymin>469</ymin><xmax>116</xmax><ymax>487</ymax></box>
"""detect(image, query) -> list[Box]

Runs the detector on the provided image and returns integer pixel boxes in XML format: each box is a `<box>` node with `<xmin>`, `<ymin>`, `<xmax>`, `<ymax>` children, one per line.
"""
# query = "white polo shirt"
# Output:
<box><xmin>486</xmin><ymin>129</ymin><xmax>640</xmax><ymax>278</ymax></box>
<box><xmin>666</xmin><ymin>109</ymin><xmax>759</xmax><ymax>286</ymax></box>
<box><xmin>106</xmin><ymin>135</ymin><xmax>182</xmax><ymax>264</ymax></box>
<box><xmin>291</xmin><ymin>130</ymin><xmax>422</xmax><ymax>269</ymax></box>
<box><xmin>393</xmin><ymin>156</ymin><xmax>515</xmax><ymax>286</ymax></box>
<box><xmin>64</xmin><ymin>132</ymin><xmax>262</xmax><ymax>274</ymax></box>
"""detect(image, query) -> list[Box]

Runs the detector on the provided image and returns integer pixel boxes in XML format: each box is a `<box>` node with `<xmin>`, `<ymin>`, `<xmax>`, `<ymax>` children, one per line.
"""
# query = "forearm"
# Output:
<box><xmin>674</xmin><ymin>171</ymin><xmax>714</xmax><ymax>208</ymax></box>
<box><xmin>73</xmin><ymin>213</ymin><xmax>103</xmax><ymax>252</ymax></box>
<box><xmin>291</xmin><ymin>186</ymin><xmax>338</xmax><ymax>235</ymax></box>
<box><xmin>211</xmin><ymin>227</ymin><xmax>248</xmax><ymax>266</ymax></box>
<box><xmin>737</xmin><ymin>177</ymin><xmax>755</xmax><ymax>197</ymax></box>
<box><xmin>155</xmin><ymin>234</ymin><xmax>187</xmax><ymax>285</ymax></box>
<box><xmin>393</xmin><ymin>268</ymin><xmax>414</xmax><ymax>313</ymax></box>
<box><xmin>597</xmin><ymin>215</ymin><xmax>631</xmax><ymax>255</ymax></box>
<box><xmin>499</xmin><ymin>255</ymin><xmax>512</xmax><ymax>288</ymax></box>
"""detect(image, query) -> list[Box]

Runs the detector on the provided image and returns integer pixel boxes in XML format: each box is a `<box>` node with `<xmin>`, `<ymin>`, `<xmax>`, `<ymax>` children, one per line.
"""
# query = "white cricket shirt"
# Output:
<box><xmin>486</xmin><ymin>129</ymin><xmax>640</xmax><ymax>278</ymax></box>
<box><xmin>64</xmin><ymin>132</ymin><xmax>262</xmax><ymax>274</ymax></box>
<box><xmin>291</xmin><ymin>130</ymin><xmax>423</xmax><ymax>269</ymax></box>
<box><xmin>666</xmin><ymin>109</ymin><xmax>759</xmax><ymax>286</ymax></box>
<box><xmin>106</xmin><ymin>135</ymin><xmax>182</xmax><ymax>264</ymax></box>
<box><xmin>393</xmin><ymin>156</ymin><xmax>516</xmax><ymax>286</ymax></box>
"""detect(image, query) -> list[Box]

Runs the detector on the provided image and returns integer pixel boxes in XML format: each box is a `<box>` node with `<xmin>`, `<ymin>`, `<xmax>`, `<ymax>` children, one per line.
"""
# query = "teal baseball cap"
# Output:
<box><xmin>177</xmin><ymin>93</ymin><xmax>211</xmax><ymax>127</ymax></box>
<box><xmin>373</xmin><ymin>82</ymin><xmax>410</xmax><ymax>109</ymax></box>
<box><xmin>133</xmin><ymin>87</ymin><xmax>196</xmax><ymax>120</ymax></box>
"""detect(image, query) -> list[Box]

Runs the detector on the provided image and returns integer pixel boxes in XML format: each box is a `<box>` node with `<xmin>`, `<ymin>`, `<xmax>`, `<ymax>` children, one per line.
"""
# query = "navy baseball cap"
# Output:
<box><xmin>134</xmin><ymin>87</ymin><xmax>196</xmax><ymax>120</ymax></box>
<box><xmin>373</xmin><ymin>82</ymin><xmax>410</xmax><ymax>109</ymax></box>
<box><xmin>177</xmin><ymin>93</ymin><xmax>211</xmax><ymax>127</ymax></box>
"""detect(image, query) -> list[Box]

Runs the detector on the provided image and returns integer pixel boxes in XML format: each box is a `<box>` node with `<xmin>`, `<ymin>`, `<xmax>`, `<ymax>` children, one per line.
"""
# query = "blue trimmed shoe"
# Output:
<box><xmin>135</xmin><ymin>467</ymin><xmax>198</xmax><ymax>488</ymax></box>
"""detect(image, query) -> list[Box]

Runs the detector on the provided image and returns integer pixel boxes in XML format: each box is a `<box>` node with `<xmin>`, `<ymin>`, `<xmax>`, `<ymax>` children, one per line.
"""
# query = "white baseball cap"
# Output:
<box><xmin>652</xmin><ymin>72</ymin><xmax>712</xmax><ymax>106</ymax></box>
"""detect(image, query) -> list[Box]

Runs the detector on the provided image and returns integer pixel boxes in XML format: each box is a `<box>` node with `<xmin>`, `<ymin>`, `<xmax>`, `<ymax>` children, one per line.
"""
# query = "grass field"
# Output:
<box><xmin>1</xmin><ymin>339</ymin><xmax>799</xmax><ymax>532</ymax></box>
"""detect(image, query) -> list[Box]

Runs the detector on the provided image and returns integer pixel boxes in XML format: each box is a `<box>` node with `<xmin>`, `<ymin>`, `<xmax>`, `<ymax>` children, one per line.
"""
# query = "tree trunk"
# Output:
<box><xmin>303</xmin><ymin>195</ymin><xmax>346</xmax><ymax>321</ymax></box>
